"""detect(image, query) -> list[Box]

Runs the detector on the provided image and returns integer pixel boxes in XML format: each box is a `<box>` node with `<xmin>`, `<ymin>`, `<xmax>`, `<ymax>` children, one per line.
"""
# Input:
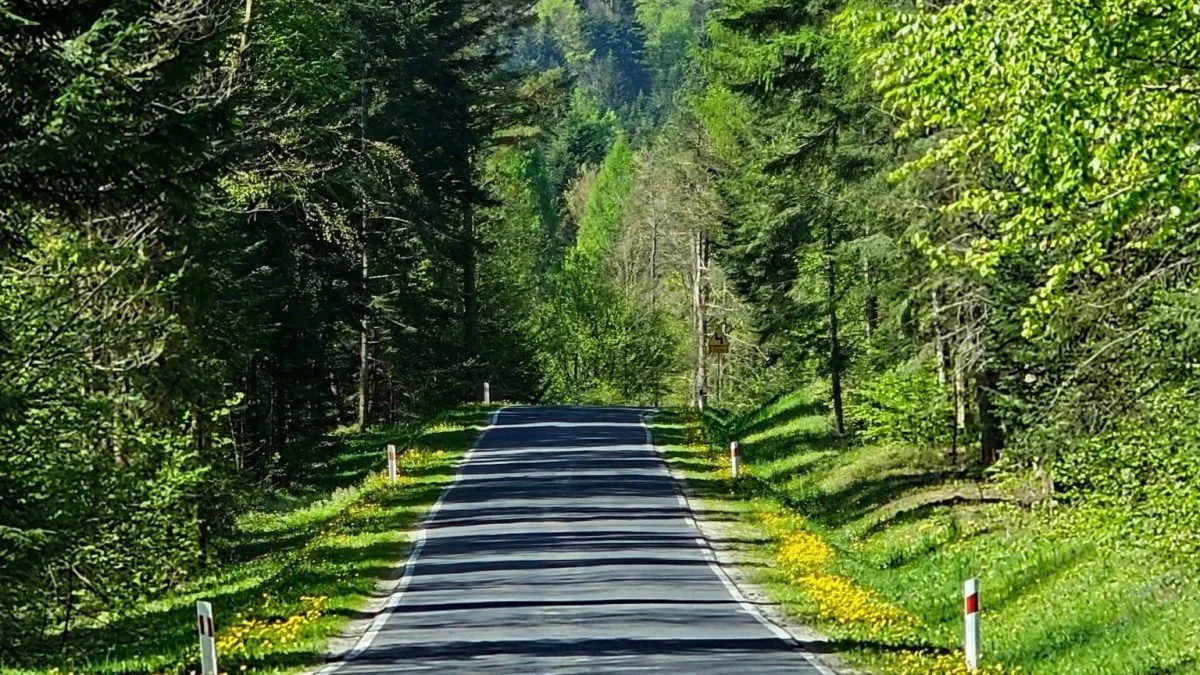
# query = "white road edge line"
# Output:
<box><xmin>313</xmin><ymin>406</ymin><xmax>509</xmax><ymax>675</ymax></box>
<box><xmin>639</xmin><ymin>412</ymin><xmax>838</xmax><ymax>675</ymax></box>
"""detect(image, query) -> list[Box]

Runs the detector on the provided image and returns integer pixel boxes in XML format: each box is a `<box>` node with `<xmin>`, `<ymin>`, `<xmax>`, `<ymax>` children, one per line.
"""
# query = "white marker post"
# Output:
<box><xmin>196</xmin><ymin>600</ymin><xmax>217</xmax><ymax>675</ymax></box>
<box><xmin>730</xmin><ymin>440</ymin><xmax>741</xmax><ymax>479</ymax></box>
<box><xmin>484</xmin><ymin>382</ymin><xmax>491</xmax><ymax>405</ymax></box>
<box><xmin>964</xmin><ymin>578</ymin><xmax>980</xmax><ymax>671</ymax></box>
<box><xmin>387</xmin><ymin>444</ymin><xmax>398</xmax><ymax>485</ymax></box>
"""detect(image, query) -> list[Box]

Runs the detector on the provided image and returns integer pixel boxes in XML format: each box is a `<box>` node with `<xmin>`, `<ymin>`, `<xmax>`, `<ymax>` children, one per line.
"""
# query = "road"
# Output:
<box><xmin>320</xmin><ymin>406</ymin><xmax>832</xmax><ymax>674</ymax></box>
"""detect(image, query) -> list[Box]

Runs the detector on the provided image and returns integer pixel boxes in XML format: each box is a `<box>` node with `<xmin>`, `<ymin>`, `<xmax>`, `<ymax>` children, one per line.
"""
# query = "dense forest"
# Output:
<box><xmin>4</xmin><ymin>0</ymin><xmax>1200</xmax><ymax>668</ymax></box>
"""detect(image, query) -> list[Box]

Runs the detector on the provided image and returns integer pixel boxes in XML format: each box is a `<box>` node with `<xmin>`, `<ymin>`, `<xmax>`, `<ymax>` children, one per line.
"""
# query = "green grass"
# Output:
<box><xmin>654</xmin><ymin>394</ymin><xmax>1200</xmax><ymax>674</ymax></box>
<box><xmin>8</xmin><ymin>406</ymin><xmax>494</xmax><ymax>675</ymax></box>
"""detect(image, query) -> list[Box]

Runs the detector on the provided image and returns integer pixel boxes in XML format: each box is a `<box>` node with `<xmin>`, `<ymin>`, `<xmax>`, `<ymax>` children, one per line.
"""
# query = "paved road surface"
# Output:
<box><xmin>322</xmin><ymin>406</ymin><xmax>831</xmax><ymax>674</ymax></box>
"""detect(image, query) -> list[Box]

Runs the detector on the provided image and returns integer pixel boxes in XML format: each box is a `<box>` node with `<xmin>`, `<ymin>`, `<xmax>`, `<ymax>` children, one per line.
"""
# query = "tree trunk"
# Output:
<box><xmin>864</xmin><ymin>256</ymin><xmax>878</xmax><ymax>340</ymax></box>
<box><xmin>976</xmin><ymin>369</ymin><xmax>1004</xmax><ymax>465</ymax></box>
<box><xmin>227</xmin><ymin>0</ymin><xmax>255</xmax><ymax>89</ymax></box>
<box><xmin>826</xmin><ymin>223</ymin><xmax>845</xmax><ymax>436</ymax></box>
<box><xmin>650</xmin><ymin>215</ymin><xmax>661</xmax><ymax>408</ymax></box>
<box><xmin>272</xmin><ymin>369</ymin><xmax>288</xmax><ymax>458</ymax></box>
<box><xmin>649</xmin><ymin>213</ymin><xmax>660</xmax><ymax>310</ymax></box>
<box><xmin>60</xmin><ymin>566</ymin><xmax>74</xmax><ymax>654</ymax></box>
<box><xmin>463</xmin><ymin>201</ymin><xmax>479</xmax><ymax>363</ymax></box>
<box><xmin>356</xmin><ymin>72</ymin><xmax>371</xmax><ymax>433</ymax></box>
<box><xmin>357</xmin><ymin>228</ymin><xmax>370</xmax><ymax>432</ymax></box>
<box><xmin>692</xmin><ymin>231</ymin><xmax>710</xmax><ymax>408</ymax></box>
<box><xmin>191</xmin><ymin>405</ymin><xmax>211</xmax><ymax>566</ymax></box>
<box><xmin>932</xmin><ymin>290</ymin><xmax>950</xmax><ymax>386</ymax></box>
<box><xmin>932</xmin><ymin>289</ymin><xmax>957</xmax><ymax>459</ymax></box>
<box><xmin>955</xmin><ymin>362</ymin><xmax>969</xmax><ymax>430</ymax></box>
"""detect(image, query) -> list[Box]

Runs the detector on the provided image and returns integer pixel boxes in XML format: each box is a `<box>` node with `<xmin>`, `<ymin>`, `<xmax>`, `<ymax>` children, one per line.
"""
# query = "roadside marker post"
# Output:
<box><xmin>964</xmin><ymin>578</ymin><xmax>980</xmax><ymax>671</ymax></box>
<box><xmin>387</xmin><ymin>444</ymin><xmax>398</xmax><ymax>485</ymax></box>
<box><xmin>730</xmin><ymin>440</ymin><xmax>741</xmax><ymax>479</ymax></box>
<box><xmin>484</xmin><ymin>382</ymin><xmax>491</xmax><ymax>405</ymax></box>
<box><xmin>196</xmin><ymin>601</ymin><xmax>217</xmax><ymax>675</ymax></box>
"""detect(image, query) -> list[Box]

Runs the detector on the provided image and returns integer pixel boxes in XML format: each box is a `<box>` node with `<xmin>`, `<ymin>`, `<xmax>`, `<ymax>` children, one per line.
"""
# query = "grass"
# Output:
<box><xmin>653</xmin><ymin>392</ymin><xmax>1200</xmax><ymax>675</ymax></box>
<box><xmin>7</xmin><ymin>406</ymin><xmax>494</xmax><ymax>675</ymax></box>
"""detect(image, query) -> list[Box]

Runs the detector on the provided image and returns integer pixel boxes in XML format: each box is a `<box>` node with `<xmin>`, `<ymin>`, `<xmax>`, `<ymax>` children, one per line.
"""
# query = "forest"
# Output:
<box><xmin>3</xmin><ymin>0</ymin><xmax>1200</xmax><ymax>672</ymax></box>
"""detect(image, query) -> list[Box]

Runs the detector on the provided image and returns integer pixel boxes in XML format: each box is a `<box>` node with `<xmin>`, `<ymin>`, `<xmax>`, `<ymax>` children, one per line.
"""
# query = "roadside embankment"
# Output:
<box><xmin>653</xmin><ymin>393</ymin><xmax>1200</xmax><ymax>674</ymax></box>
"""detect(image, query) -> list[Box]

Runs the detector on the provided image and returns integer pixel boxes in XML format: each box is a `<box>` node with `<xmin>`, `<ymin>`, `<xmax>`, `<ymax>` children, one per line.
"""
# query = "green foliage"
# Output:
<box><xmin>545</xmin><ymin>89</ymin><xmax>622</xmax><ymax>202</ymax></box>
<box><xmin>534</xmin><ymin>0</ymin><xmax>593</xmax><ymax>69</ymax></box>
<box><xmin>1056</xmin><ymin>386</ymin><xmax>1200</xmax><ymax>556</ymax></box>
<box><xmin>1</xmin><ymin>410</ymin><xmax>486</xmax><ymax>674</ymax></box>
<box><xmin>0</xmin><ymin>0</ymin><xmax>237</xmax><ymax>651</ymax></box>
<box><xmin>478</xmin><ymin>147</ymin><xmax>555</xmax><ymax>397</ymax></box>
<box><xmin>853</xmin><ymin>363</ymin><xmax>950</xmax><ymax>449</ymax></box>
<box><xmin>0</xmin><ymin>0</ymin><xmax>537</xmax><ymax>660</ymax></box>
<box><xmin>573</xmin><ymin>136</ymin><xmax>637</xmax><ymax>261</ymax></box>
<box><xmin>636</xmin><ymin>0</ymin><xmax>703</xmax><ymax>110</ymax></box>
<box><xmin>534</xmin><ymin>257</ymin><xmax>677</xmax><ymax>404</ymax></box>
<box><xmin>858</xmin><ymin>0</ymin><xmax>1200</xmax><ymax>336</ymax></box>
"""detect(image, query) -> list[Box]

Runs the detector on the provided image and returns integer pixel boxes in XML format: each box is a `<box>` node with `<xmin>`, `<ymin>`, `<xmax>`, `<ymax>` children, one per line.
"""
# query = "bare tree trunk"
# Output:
<box><xmin>272</xmin><ymin>369</ymin><xmax>288</xmax><ymax>458</ymax></box>
<box><xmin>649</xmin><ymin>215</ymin><xmax>662</xmax><ymax>408</ymax></box>
<box><xmin>932</xmin><ymin>290</ymin><xmax>950</xmax><ymax>386</ymax></box>
<box><xmin>933</xmin><ymin>289</ymin><xmax>958</xmax><ymax>460</ymax></box>
<box><xmin>955</xmin><ymin>362</ymin><xmax>968</xmax><ymax>430</ymax></box>
<box><xmin>826</xmin><ymin>223</ymin><xmax>845</xmax><ymax>436</ymax></box>
<box><xmin>649</xmin><ymin>214</ymin><xmax>660</xmax><ymax>310</ymax></box>
<box><xmin>692</xmin><ymin>231</ymin><xmax>710</xmax><ymax>408</ymax></box>
<box><xmin>950</xmin><ymin>362</ymin><xmax>960</xmax><ymax>464</ymax></box>
<box><xmin>237</xmin><ymin>0</ymin><xmax>255</xmax><ymax>61</ymax></box>
<box><xmin>356</xmin><ymin>71</ymin><xmax>371</xmax><ymax>433</ymax></box>
<box><xmin>357</xmin><ymin>225</ymin><xmax>370</xmax><ymax>432</ymax></box>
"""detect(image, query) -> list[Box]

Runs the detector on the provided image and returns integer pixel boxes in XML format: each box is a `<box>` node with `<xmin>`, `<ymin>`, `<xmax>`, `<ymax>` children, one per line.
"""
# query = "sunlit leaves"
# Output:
<box><xmin>857</xmin><ymin>0</ymin><xmax>1200</xmax><ymax>335</ymax></box>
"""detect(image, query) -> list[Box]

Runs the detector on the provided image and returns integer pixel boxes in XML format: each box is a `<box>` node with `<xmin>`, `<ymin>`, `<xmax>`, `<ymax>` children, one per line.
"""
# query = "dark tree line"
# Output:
<box><xmin>0</xmin><ymin>0</ymin><xmax>539</xmax><ymax>654</ymax></box>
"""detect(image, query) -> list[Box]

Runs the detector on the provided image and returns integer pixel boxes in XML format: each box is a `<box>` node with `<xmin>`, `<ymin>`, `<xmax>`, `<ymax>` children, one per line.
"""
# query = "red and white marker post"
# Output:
<box><xmin>196</xmin><ymin>600</ymin><xmax>218</xmax><ymax>675</ymax></box>
<box><xmin>387</xmin><ymin>444</ymin><xmax>398</xmax><ymax>485</ymax></box>
<box><xmin>730</xmin><ymin>440</ymin><xmax>741</xmax><ymax>479</ymax></box>
<box><xmin>964</xmin><ymin>577</ymin><xmax>980</xmax><ymax>671</ymax></box>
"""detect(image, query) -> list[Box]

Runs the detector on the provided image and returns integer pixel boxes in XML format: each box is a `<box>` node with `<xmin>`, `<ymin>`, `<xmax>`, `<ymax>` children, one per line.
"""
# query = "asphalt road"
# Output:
<box><xmin>322</xmin><ymin>406</ymin><xmax>832</xmax><ymax>674</ymax></box>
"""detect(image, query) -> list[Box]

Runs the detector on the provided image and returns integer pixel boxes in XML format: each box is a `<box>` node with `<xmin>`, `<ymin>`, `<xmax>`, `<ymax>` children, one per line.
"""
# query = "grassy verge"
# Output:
<box><xmin>11</xmin><ymin>406</ymin><xmax>494</xmax><ymax>675</ymax></box>
<box><xmin>653</xmin><ymin>394</ymin><xmax>1200</xmax><ymax>675</ymax></box>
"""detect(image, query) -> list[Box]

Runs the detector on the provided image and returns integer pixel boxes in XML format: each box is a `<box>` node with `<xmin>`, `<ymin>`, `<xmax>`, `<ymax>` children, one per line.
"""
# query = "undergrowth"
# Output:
<box><xmin>5</xmin><ymin>407</ymin><xmax>494</xmax><ymax>675</ymax></box>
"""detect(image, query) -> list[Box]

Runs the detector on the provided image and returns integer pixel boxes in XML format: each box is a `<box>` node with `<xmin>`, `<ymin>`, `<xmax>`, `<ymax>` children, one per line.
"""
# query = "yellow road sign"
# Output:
<box><xmin>707</xmin><ymin>328</ymin><xmax>730</xmax><ymax>355</ymax></box>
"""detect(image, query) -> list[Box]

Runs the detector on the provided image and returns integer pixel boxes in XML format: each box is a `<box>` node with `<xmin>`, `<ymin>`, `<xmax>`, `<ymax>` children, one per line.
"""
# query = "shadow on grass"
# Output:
<box><xmin>735</xmin><ymin>399</ymin><xmax>828</xmax><ymax>441</ymax></box>
<box><xmin>856</xmin><ymin>487</ymin><xmax>1008</xmax><ymax>540</ymax></box>
<box><xmin>436</xmin><ymin>405</ymin><xmax>494</xmax><ymax>425</ymax></box>
<box><xmin>794</xmin><ymin>472</ymin><xmax>959</xmax><ymax>530</ymax></box>
<box><xmin>988</xmin><ymin>543</ymin><xmax>1092</xmax><ymax>615</ymax></box>
<box><xmin>660</xmin><ymin>447</ymin><xmax>712</xmax><ymax>474</ymax></box>
<box><xmin>744</xmin><ymin>428</ymin><xmax>845</xmax><ymax>465</ymax></box>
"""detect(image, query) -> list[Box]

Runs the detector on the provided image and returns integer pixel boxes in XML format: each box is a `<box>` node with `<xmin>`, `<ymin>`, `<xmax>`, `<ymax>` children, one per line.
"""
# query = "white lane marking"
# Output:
<box><xmin>314</xmin><ymin>407</ymin><xmax>508</xmax><ymax>675</ymax></box>
<box><xmin>639</xmin><ymin>412</ymin><xmax>838</xmax><ymax>675</ymax></box>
